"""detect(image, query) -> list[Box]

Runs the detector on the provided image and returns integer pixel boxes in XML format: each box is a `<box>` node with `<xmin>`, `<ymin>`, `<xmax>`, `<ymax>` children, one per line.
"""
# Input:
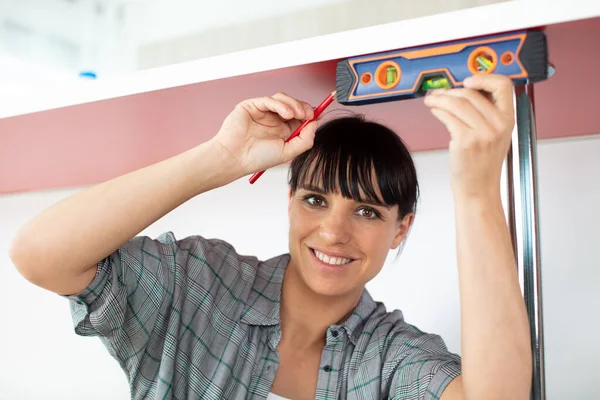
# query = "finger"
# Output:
<box><xmin>428</xmin><ymin>88</ymin><xmax>504</xmax><ymax>129</ymax></box>
<box><xmin>242</xmin><ymin>96</ymin><xmax>295</xmax><ymax>121</ymax></box>
<box><xmin>281</xmin><ymin>120</ymin><xmax>318</xmax><ymax>162</ymax></box>
<box><xmin>272</xmin><ymin>92</ymin><xmax>314</xmax><ymax>121</ymax></box>
<box><xmin>424</xmin><ymin>91</ymin><xmax>494</xmax><ymax>131</ymax></box>
<box><xmin>262</xmin><ymin>117</ymin><xmax>306</xmax><ymax>143</ymax></box>
<box><xmin>286</xmin><ymin>108</ymin><xmax>328</xmax><ymax>139</ymax></box>
<box><xmin>429</xmin><ymin>107</ymin><xmax>468</xmax><ymax>140</ymax></box>
<box><xmin>287</xmin><ymin>119</ymin><xmax>303</xmax><ymax>134</ymax></box>
<box><xmin>463</xmin><ymin>74</ymin><xmax>515</xmax><ymax>116</ymax></box>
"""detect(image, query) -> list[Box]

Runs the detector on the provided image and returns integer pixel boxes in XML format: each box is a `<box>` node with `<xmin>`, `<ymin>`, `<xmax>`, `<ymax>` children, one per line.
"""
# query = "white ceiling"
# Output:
<box><xmin>0</xmin><ymin>0</ymin><xmax>349</xmax><ymax>78</ymax></box>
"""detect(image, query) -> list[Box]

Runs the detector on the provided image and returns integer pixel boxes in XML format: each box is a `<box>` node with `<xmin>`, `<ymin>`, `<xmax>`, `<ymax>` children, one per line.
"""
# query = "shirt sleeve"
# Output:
<box><xmin>388</xmin><ymin>326</ymin><xmax>462</xmax><ymax>400</ymax></box>
<box><xmin>62</xmin><ymin>231</ymin><xmax>219</xmax><ymax>368</ymax></box>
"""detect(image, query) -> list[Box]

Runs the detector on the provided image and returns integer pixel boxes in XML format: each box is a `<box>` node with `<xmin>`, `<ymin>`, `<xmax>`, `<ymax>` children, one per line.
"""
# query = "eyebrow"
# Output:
<box><xmin>299</xmin><ymin>185</ymin><xmax>392</xmax><ymax>210</ymax></box>
<box><xmin>300</xmin><ymin>184</ymin><xmax>327</xmax><ymax>194</ymax></box>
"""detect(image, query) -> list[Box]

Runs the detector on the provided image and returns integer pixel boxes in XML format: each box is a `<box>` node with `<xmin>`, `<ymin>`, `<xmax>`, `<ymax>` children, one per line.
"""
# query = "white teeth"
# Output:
<box><xmin>313</xmin><ymin>249</ymin><xmax>352</xmax><ymax>266</ymax></box>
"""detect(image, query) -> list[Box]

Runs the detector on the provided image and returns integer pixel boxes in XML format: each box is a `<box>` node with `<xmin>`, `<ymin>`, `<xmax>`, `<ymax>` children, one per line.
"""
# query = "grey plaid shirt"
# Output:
<box><xmin>65</xmin><ymin>232</ymin><xmax>461</xmax><ymax>399</ymax></box>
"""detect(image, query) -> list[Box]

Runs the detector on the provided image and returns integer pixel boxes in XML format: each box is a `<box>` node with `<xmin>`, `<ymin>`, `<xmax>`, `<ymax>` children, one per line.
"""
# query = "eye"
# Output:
<box><xmin>357</xmin><ymin>207</ymin><xmax>381</xmax><ymax>219</ymax></box>
<box><xmin>303</xmin><ymin>194</ymin><xmax>326</xmax><ymax>207</ymax></box>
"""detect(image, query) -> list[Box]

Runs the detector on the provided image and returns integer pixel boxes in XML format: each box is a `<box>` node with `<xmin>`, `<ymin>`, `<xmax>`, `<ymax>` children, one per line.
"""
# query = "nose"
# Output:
<box><xmin>319</xmin><ymin>208</ymin><xmax>352</xmax><ymax>245</ymax></box>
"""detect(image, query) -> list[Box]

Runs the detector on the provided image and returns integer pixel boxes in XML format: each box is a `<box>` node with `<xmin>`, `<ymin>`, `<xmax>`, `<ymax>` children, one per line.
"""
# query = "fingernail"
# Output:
<box><xmin>464</xmin><ymin>76</ymin><xmax>473</xmax><ymax>86</ymax></box>
<box><xmin>426</xmin><ymin>88</ymin><xmax>444</xmax><ymax>96</ymax></box>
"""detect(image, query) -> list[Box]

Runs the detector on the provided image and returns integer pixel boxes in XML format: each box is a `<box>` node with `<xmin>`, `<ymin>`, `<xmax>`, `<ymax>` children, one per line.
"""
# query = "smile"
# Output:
<box><xmin>311</xmin><ymin>248</ymin><xmax>354</xmax><ymax>266</ymax></box>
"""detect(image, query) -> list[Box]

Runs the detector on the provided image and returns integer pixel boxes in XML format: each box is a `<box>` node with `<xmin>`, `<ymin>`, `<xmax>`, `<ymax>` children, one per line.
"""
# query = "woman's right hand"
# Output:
<box><xmin>211</xmin><ymin>92</ymin><xmax>319</xmax><ymax>177</ymax></box>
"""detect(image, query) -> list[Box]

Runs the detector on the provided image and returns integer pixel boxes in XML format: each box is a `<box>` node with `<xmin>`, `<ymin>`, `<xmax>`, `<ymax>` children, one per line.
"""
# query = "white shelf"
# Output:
<box><xmin>2</xmin><ymin>0</ymin><xmax>599</xmax><ymax>119</ymax></box>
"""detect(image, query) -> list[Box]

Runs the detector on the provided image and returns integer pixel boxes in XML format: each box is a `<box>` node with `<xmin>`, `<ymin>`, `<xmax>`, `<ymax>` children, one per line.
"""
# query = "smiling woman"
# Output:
<box><xmin>285</xmin><ymin>116</ymin><xmax>419</xmax><ymax>299</ymax></box>
<box><xmin>10</xmin><ymin>77</ymin><xmax>531</xmax><ymax>399</ymax></box>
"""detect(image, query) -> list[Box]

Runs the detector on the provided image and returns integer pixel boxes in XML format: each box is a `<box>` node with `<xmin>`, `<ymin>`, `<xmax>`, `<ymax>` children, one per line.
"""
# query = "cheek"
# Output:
<box><xmin>289</xmin><ymin>206</ymin><xmax>318</xmax><ymax>239</ymax></box>
<box><xmin>358</xmin><ymin>229</ymin><xmax>393</xmax><ymax>281</ymax></box>
<box><xmin>361</xmin><ymin>234</ymin><xmax>388</xmax><ymax>256</ymax></box>
<box><xmin>358</xmin><ymin>224</ymin><xmax>398</xmax><ymax>258</ymax></box>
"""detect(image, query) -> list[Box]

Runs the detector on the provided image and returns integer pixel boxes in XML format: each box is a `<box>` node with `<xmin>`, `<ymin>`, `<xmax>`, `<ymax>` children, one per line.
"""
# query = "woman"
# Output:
<box><xmin>10</xmin><ymin>74</ymin><xmax>531</xmax><ymax>399</ymax></box>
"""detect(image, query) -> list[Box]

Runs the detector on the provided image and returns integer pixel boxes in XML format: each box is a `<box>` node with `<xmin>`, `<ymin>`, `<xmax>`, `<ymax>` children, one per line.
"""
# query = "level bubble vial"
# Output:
<box><xmin>468</xmin><ymin>46</ymin><xmax>497</xmax><ymax>75</ymax></box>
<box><xmin>421</xmin><ymin>76</ymin><xmax>451</xmax><ymax>92</ymax></box>
<box><xmin>375</xmin><ymin>61</ymin><xmax>401</xmax><ymax>89</ymax></box>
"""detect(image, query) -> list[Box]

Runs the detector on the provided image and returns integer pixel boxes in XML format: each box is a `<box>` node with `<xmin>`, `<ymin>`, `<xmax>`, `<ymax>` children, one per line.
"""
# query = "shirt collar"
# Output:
<box><xmin>239</xmin><ymin>253</ymin><xmax>378</xmax><ymax>345</ymax></box>
<box><xmin>337</xmin><ymin>289</ymin><xmax>378</xmax><ymax>345</ymax></box>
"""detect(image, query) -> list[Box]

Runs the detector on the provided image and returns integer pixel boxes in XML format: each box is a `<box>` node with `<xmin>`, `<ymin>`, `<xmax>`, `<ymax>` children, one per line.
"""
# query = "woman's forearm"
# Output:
<box><xmin>454</xmin><ymin>194</ymin><xmax>532</xmax><ymax>400</ymax></box>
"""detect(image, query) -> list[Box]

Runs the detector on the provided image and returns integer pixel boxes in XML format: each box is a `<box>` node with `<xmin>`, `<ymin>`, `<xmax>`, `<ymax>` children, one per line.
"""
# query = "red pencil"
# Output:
<box><xmin>249</xmin><ymin>90</ymin><xmax>337</xmax><ymax>184</ymax></box>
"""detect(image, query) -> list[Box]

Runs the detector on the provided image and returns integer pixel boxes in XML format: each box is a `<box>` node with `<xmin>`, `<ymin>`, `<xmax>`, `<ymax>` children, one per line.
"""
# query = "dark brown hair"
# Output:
<box><xmin>288</xmin><ymin>115</ymin><xmax>419</xmax><ymax>219</ymax></box>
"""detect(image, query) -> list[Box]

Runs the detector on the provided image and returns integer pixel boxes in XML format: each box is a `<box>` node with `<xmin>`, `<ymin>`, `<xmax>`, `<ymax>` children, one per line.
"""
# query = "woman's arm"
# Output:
<box><xmin>450</xmin><ymin>193</ymin><xmax>532</xmax><ymax>399</ymax></box>
<box><xmin>424</xmin><ymin>74</ymin><xmax>532</xmax><ymax>400</ymax></box>
<box><xmin>10</xmin><ymin>92</ymin><xmax>319</xmax><ymax>296</ymax></box>
<box><xmin>9</xmin><ymin>141</ymin><xmax>237</xmax><ymax>295</ymax></box>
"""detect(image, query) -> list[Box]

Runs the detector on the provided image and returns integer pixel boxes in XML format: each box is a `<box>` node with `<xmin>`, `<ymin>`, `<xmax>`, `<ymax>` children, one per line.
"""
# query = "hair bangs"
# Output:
<box><xmin>295</xmin><ymin>146</ymin><xmax>392</xmax><ymax>207</ymax></box>
<box><xmin>289</xmin><ymin>114</ymin><xmax>419</xmax><ymax>217</ymax></box>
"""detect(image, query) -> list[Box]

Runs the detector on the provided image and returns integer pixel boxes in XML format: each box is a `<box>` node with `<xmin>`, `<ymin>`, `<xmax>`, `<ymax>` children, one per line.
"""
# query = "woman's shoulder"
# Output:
<box><xmin>353</xmin><ymin>307</ymin><xmax>462</xmax><ymax>399</ymax></box>
<box><xmin>133</xmin><ymin>230</ymin><xmax>271</xmax><ymax>265</ymax></box>
<box><xmin>345</xmin><ymin>295</ymin><xmax>461</xmax><ymax>397</ymax></box>
<box><xmin>125</xmin><ymin>231</ymin><xmax>289</xmax><ymax>292</ymax></box>
<box><xmin>356</xmin><ymin>296</ymin><xmax>457</xmax><ymax>359</ymax></box>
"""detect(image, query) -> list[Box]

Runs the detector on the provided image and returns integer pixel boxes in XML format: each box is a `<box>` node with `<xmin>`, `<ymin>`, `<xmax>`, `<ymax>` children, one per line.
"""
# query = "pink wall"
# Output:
<box><xmin>1</xmin><ymin>17</ymin><xmax>599</xmax><ymax>194</ymax></box>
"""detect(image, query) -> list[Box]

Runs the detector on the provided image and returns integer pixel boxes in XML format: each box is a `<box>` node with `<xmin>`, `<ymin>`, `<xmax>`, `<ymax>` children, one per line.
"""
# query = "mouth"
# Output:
<box><xmin>309</xmin><ymin>247</ymin><xmax>356</xmax><ymax>271</ymax></box>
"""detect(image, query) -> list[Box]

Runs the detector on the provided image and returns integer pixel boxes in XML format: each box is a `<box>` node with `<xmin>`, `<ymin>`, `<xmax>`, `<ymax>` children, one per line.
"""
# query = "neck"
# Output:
<box><xmin>279</xmin><ymin>259</ymin><xmax>362</xmax><ymax>350</ymax></box>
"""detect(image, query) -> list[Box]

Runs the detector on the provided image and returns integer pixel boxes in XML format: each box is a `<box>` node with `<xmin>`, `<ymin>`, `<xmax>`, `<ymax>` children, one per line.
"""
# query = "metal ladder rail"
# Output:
<box><xmin>506</xmin><ymin>84</ymin><xmax>546</xmax><ymax>400</ymax></box>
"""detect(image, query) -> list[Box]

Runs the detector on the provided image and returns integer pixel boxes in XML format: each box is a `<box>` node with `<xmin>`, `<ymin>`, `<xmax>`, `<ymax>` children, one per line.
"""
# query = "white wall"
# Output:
<box><xmin>126</xmin><ymin>0</ymin><xmax>351</xmax><ymax>46</ymax></box>
<box><xmin>0</xmin><ymin>0</ymin><xmax>507</xmax><ymax>78</ymax></box>
<box><xmin>0</xmin><ymin>0</ymin><xmax>112</xmax><ymax>72</ymax></box>
<box><xmin>0</xmin><ymin>135</ymin><xmax>598</xmax><ymax>399</ymax></box>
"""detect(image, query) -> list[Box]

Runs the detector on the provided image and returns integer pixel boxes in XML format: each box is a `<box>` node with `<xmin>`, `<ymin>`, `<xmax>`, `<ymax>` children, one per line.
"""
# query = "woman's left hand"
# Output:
<box><xmin>423</xmin><ymin>74</ymin><xmax>516</xmax><ymax>201</ymax></box>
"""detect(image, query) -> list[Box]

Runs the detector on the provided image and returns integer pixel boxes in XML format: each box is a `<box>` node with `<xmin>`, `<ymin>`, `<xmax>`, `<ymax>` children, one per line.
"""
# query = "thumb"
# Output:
<box><xmin>281</xmin><ymin>120</ymin><xmax>318</xmax><ymax>162</ymax></box>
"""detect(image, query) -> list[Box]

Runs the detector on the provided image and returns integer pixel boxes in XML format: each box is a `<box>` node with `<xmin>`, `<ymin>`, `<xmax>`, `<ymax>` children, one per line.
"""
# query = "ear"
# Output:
<box><xmin>391</xmin><ymin>212</ymin><xmax>414</xmax><ymax>249</ymax></box>
<box><xmin>288</xmin><ymin>188</ymin><xmax>294</xmax><ymax>214</ymax></box>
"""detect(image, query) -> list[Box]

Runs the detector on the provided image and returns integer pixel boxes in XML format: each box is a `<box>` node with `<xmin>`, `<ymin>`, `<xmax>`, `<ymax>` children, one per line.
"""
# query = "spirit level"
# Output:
<box><xmin>335</xmin><ymin>30</ymin><xmax>548</xmax><ymax>105</ymax></box>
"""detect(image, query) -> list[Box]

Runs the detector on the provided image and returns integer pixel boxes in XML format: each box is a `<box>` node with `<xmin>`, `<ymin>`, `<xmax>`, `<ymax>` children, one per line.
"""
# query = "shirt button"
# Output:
<box><xmin>331</xmin><ymin>330</ymin><xmax>339</xmax><ymax>338</ymax></box>
<box><xmin>324</xmin><ymin>365</ymin><xmax>331</xmax><ymax>372</ymax></box>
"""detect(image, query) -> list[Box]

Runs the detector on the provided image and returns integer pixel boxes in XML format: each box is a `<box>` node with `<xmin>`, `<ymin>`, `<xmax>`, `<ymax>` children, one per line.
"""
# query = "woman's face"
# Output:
<box><xmin>287</xmin><ymin>181</ymin><xmax>414</xmax><ymax>298</ymax></box>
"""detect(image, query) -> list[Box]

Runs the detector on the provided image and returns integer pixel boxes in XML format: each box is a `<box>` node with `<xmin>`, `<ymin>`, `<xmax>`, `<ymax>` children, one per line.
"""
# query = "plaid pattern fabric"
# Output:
<box><xmin>65</xmin><ymin>232</ymin><xmax>461</xmax><ymax>399</ymax></box>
